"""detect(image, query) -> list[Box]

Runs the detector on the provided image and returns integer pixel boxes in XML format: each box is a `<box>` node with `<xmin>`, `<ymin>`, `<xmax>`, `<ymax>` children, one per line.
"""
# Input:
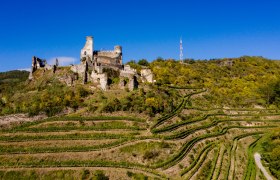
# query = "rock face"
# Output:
<box><xmin>29</xmin><ymin>36</ymin><xmax>154</xmax><ymax>91</ymax></box>
<box><xmin>141</xmin><ymin>68</ymin><xmax>153</xmax><ymax>83</ymax></box>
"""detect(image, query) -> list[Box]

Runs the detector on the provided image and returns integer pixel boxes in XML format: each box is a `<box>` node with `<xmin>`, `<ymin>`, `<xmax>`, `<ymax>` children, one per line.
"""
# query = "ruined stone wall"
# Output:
<box><xmin>141</xmin><ymin>69</ymin><xmax>153</xmax><ymax>83</ymax></box>
<box><xmin>96</xmin><ymin>56</ymin><xmax>118</xmax><ymax>65</ymax></box>
<box><xmin>96</xmin><ymin>46</ymin><xmax>122</xmax><ymax>58</ymax></box>
<box><xmin>95</xmin><ymin>45</ymin><xmax>122</xmax><ymax>66</ymax></box>
<box><xmin>29</xmin><ymin>56</ymin><xmax>50</xmax><ymax>80</ymax></box>
<box><xmin>97</xmin><ymin>51</ymin><xmax>117</xmax><ymax>58</ymax></box>
<box><xmin>80</xmin><ymin>36</ymin><xmax>93</xmax><ymax>62</ymax></box>
<box><xmin>119</xmin><ymin>76</ymin><xmax>138</xmax><ymax>91</ymax></box>
<box><xmin>91</xmin><ymin>72</ymin><xmax>108</xmax><ymax>90</ymax></box>
<box><xmin>123</xmin><ymin>65</ymin><xmax>136</xmax><ymax>74</ymax></box>
<box><xmin>80</xmin><ymin>36</ymin><xmax>122</xmax><ymax>67</ymax></box>
<box><xmin>71</xmin><ymin>64</ymin><xmax>86</xmax><ymax>75</ymax></box>
<box><xmin>96</xmin><ymin>53</ymin><xmax>122</xmax><ymax>66</ymax></box>
<box><xmin>70</xmin><ymin>64</ymin><xmax>88</xmax><ymax>84</ymax></box>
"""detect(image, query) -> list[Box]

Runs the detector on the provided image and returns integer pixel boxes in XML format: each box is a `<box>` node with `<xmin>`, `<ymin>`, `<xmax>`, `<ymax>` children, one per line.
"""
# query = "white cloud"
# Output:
<box><xmin>17</xmin><ymin>68</ymin><xmax>31</xmax><ymax>72</ymax></box>
<box><xmin>48</xmin><ymin>57</ymin><xmax>78</xmax><ymax>66</ymax></box>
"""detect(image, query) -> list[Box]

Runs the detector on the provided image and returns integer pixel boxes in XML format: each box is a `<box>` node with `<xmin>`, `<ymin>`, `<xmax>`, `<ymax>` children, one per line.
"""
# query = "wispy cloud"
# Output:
<box><xmin>17</xmin><ymin>68</ymin><xmax>31</xmax><ymax>72</ymax></box>
<box><xmin>48</xmin><ymin>57</ymin><xmax>78</xmax><ymax>66</ymax></box>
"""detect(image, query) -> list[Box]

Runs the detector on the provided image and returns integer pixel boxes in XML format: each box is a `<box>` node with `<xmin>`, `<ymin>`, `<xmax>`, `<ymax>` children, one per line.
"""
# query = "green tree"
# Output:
<box><xmin>138</xmin><ymin>59</ymin><xmax>149</xmax><ymax>66</ymax></box>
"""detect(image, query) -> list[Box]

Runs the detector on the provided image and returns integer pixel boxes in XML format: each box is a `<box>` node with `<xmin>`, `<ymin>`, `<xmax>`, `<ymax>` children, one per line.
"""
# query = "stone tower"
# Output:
<box><xmin>80</xmin><ymin>36</ymin><xmax>93</xmax><ymax>63</ymax></box>
<box><xmin>114</xmin><ymin>45</ymin><xmax>122</xmax><ymax>64</ymax></box>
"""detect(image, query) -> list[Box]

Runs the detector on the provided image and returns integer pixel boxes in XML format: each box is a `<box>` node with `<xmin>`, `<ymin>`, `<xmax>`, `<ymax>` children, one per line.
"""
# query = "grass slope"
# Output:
<box><xmin>0</xmin><ymin>86</ymin><xmax>279</xmax><ymax>179</ymax></box>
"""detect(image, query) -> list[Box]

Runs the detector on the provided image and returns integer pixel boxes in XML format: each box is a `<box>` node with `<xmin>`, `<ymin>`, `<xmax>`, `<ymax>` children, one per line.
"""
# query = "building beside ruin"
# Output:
<box><xmin>29</xmin><ymin>36</ymin><xmax>153</xmax><ymax>91</ymax></box>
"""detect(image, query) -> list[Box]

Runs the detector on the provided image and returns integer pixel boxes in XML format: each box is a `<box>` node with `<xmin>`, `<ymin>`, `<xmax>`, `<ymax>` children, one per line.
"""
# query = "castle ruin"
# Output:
<box><xmin>28</xmin><ymin>56</ymin><xmax>58</xmax><ymax>80</ymax></box>
<box><xmin>80</xmin><ymin>36</ymin><xmax>122</xmax><ymax>69</ymax></box>
<box><xmin>29</xmin><ymin>36</ymin><xmax>153</xmax><ymax>91</ymax></box>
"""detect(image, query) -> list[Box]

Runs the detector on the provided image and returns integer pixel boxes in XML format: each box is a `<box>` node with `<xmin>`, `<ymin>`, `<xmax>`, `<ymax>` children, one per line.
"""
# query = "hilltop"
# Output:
<box><xmin>0</xmin><ymin>56</ymin><xmax>279</xmax><ymax>179</ymax></box>
<box><xmin>2</xmin><ymin>56</ymin><xmax>280</xmax><ymax>117</ymax></box>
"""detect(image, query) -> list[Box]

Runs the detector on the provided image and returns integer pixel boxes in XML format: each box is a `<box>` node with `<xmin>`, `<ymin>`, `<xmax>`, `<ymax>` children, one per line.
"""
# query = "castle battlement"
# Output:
<box><xmin>80</xmin><ymin>36</ymin><xmax>122</xmax><ymax>67</ymax></box>
<box><xmin>29</xmin><ymin>36</ymin><xmax>153</xmax><ymax>91</ymax></box>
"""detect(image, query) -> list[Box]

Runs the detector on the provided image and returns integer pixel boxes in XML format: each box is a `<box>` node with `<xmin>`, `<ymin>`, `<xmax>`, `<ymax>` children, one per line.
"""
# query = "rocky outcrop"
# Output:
<box><xmin>141</xmin><ymin>68</ymin><xmax>153</xmax><ymax>83</ymax></box>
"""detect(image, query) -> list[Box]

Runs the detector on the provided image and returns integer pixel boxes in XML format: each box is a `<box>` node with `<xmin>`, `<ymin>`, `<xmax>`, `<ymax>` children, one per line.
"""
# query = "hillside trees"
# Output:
<box><xmin>0</xmin><ymin>78</ymin><xmax>90</xmax><ymax>116</ymax></box>
<box><xmin>150</xmin><ymin>56</ymin><xmax>280</xmax><ymax>108</ymax></box>
<box><xmin>258</xmin><ymin>80</ymin><xmax>280</xmax><ymax>107</ymax></box>
<box><xmin>261</xmin><ymin>129</ymin><xmax>280</xmax><ymax>179</ymax></box>
<box><xmin>100</xmin><ymin>86</ymin><xmax>179</xmax><ymax>116</ymax></box>
<box><xmin>138</xmin><ymin>59</ymin><xmax>149</xmax><ymax>66</ymax></box>
<box><xmin>1</xmin><ymin>56</ymin><xmax>280</xmax><ymax>116</ymax></box>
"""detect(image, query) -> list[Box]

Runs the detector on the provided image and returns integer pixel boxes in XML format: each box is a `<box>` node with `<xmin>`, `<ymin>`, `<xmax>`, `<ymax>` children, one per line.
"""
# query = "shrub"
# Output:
<box><xmin>126</xmin><ymin>171</ymin><xmax>148</xmax><ymax>180</ymax></box>
<box><xmin>44</xmin><ymin>106</ymin><xmax>63</xmax><ymax>117</ymax></box>
<box><xmin>143</xmin><ymin>151</ymin><xmax>159</xmax><ymax>160</ymax></box>
<box><xmin>102</xmin><ymin>98</ymin><xmax>121</xmax><ymax>112</ymax></box>
<box><xmin>92</xmin><ymin>170</ymin><xmax>109</xmax><ymax>180</ymax></box>
<box><xmin>81</xmin><ymin>169</ymin><xmax>90</xmax><ymax>180</ymax></box>
<box><xmin>88</xmin><ymin>105</ymin><xmax>98</xmax><ymax>112</ymax></box>
<box><xmin>126</xmin><ymin>171</ymin><xmax>133</xmax><ymax>177</ymax></box>
<box><xmin>159</xmin><ymin>141</ymin><xmax>170</xmax><ymax>148</ymax></box>
<box><xmin>78</xmin><ymin>86</ymin><xmax>90</xmax><ymax>98</ymax></box>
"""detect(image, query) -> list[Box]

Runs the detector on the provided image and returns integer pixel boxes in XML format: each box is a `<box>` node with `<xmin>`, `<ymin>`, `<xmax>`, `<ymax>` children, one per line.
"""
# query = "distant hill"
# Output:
<box><xmin>0</xmin><ymin>70</ymin><xmax>29</xmax><ymax>83</ymax></box>
<box><xmin>0</xmin><ymin>70</ymin><xmax>29</xmax><ymax>99</ymax></box>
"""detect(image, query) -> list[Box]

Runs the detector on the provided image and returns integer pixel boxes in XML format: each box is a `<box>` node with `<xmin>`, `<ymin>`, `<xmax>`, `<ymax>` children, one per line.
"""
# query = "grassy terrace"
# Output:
<box><xmin>0</xmin><ymin>87</ymin><xmax>279</xmax><ymax>179</ymax></box>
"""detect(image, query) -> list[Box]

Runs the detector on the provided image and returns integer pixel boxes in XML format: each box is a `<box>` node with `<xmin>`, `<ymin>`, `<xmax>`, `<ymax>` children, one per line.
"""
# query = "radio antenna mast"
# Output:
<box><xmin>180</xmin><ymin>37</ymin><xmax>183</xmax><ymax>63</ymax></box>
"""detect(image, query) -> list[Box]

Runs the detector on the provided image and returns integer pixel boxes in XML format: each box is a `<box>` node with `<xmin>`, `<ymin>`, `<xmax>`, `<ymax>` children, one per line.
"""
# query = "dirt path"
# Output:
<box><xmin>254</xmin><ymin>153</ymin><xmax>274</xmax><ymax>180</ymax></box>
<box><xmin>0</xmin><ymin>166</ymin><xmax>162</xmax><ymax>179</ymax></box>
<box><xmin>228</xmin><ymin>139</ymin><xmax>237</xmax><ymax>180</ymax></box>
<box><xmin>0</xmin><ymin>114</ymin><xmax>46</xmax><ymax>127</ymax></box>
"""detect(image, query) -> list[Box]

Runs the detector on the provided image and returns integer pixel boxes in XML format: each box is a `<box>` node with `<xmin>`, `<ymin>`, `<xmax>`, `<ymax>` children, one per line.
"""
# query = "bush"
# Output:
<box><xmin>126</xmin><ymin>171</ymin><xmax>133</xmax><ymax>177</ymax></box>
<box><xmin>102</xmin><ymin>98</ymin><xmax>121</xmax><ymax>112</ymax></box>
<box><xmin>81</xmin><ymin>169</ymin><xmax>90</xmax><ymax>180</ymax></box>
<box><xmin>78</xmin><ymin>86</ymin><xmax>90</xmax><ymax>98</ymax></box>
<box><xmin>88</xmin><ymin>105</ymin><xmax>98</xmax><ymax>112</ymax></box>
<box><xmin>44</xmin><ymin>106</ymin><xmax>63</xmax><ymax>117</ymax></box>
<box><xmin>159</xmin><ymin>141</ymin><xmax>170</xmax><ymax>148</ymax></box>
<box><xmin>27</xmin><ymin>107</ymin><xmax>40</xmax><ymax>117</ymax></box>
<box><xmin>143</xmin><ymin>151</ymin><xmax>159</xmax><ymax>160</ymax></box>
<box><xmin>92</xmin><ymin>170</ymin><xmax>109</xmax><ymax>180</ymax></box>
<box><xmin>126</xmin><ymin>171</ymin><xmax>148</xmax><ymax>180</ymax></box>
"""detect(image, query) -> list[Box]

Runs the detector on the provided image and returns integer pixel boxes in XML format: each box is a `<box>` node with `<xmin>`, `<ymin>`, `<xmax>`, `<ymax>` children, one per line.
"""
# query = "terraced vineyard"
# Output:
<box><xmin>0</xmin><ymin>87</ymin><xmax>279</xmax><ymax>179</ymax></box>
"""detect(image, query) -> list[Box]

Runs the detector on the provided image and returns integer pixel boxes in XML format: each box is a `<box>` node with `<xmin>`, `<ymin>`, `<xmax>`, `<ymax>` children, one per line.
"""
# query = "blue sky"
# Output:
<box><xmin>0</xmin><ymin>0</ymin><xmax>280</xmax><ymax>72</ymax></box>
